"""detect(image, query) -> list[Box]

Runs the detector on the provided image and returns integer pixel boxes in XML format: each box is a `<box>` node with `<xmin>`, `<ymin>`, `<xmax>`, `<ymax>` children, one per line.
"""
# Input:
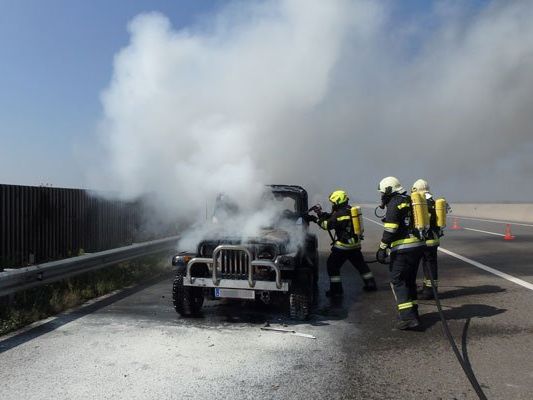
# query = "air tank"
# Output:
<box><xmin>410</xmin><ymin>192</ymin><xmax>430</xmax><ymax>232</ymax></box>
<box><xmin>350</xmin><ymin>206</ymin><xmax>364</xmax><ymax>237</ymax></box>
<box><xmin>435</xmin><ymin>198</ymin><xmax>448</xmax><ymax>228</ymax></box>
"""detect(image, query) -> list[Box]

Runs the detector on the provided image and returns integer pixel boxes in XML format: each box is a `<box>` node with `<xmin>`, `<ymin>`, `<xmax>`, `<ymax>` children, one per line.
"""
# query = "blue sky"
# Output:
<box><xmin>0</xmin><ymin>0</ymin><xmax>489</xmax><ymax>188</ymax></box>
<box><xmin>0</xmin><ymin>0</ymin><xmax>223</xmax><ymax>187</ymax></box>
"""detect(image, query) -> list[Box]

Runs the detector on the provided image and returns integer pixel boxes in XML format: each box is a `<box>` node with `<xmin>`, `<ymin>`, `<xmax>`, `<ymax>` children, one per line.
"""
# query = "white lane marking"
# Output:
<box><xmin>367</xmin><ymin>215</ymin><xmax>507</xmax><ymax>237</ymax></box>
<box><xmin>363</xmin><ymin>216</ymin><xmax>533</xmax><ymax>291</ymax></box>
<box><xmin>363</xmin><ymin>216</ymin><xmax>383</xmax><ymax>227</ymax></box>
<box><xmin>438</xmin><ymin>248</ymin><xmax>533</xmax><ymax>291</ymax></box>
<box><xmin>463</xmin><ymin>227</ymin><xmax>505</xmax><ymax>237</ymax></box>
<box><xmin>451</xmin><ymin>215</ymin><xmax>533</xmax><ymax>228</ymax></box>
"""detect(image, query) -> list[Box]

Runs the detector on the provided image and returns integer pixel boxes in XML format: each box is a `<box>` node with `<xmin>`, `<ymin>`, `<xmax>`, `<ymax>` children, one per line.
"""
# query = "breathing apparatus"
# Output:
<box><xmin>350</xmin><ymin>206</ymin><xmax>364</xmax><ymax>239</ymax></box>
<box><xmin>375</xmin><ymin>176</ymin><xmax>405</xmax><ymax>219</ymax></box>
<box><xmin>410</xmin><ymin>191</ymin><xmax>430</xmax><ymax>239</ymax></box>
<box><xmin>375</xmin><ymin>189</ymin><xmax>391</xmax><ymax>218</ymax></box>
<box><xmin>435</xmin><ymin>198</ymin><xmax>448</xmax><ymax>228</ymax></box>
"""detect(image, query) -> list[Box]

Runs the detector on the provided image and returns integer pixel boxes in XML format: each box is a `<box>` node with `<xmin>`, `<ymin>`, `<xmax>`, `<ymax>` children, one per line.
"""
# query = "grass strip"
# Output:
<box><xmin>0</xmin><ymin>255</ymin><xmax>171</xmax><ymax>335</ymax></box>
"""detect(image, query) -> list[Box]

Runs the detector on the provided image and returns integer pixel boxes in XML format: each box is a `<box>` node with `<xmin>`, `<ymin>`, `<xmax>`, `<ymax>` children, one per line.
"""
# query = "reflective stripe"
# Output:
<box><xmin>337</xmin><ymin>216</ymin><xmax>351</xmax><ymax>221</ymax></box>
<box><xmin>334</xmin><ymin>241</ymin><xmax>361</xmax><ymax>250</ymax></box>
<box><xmin>390</xmin><ymin>242</ymin><xmax>425</xmax><ymax>252</ymax></box>
<box><xmin>362</xmin><ymin>272</ymin><xmax>374</xmax><ymax>279</ymax></box>
<box><xmin>330</xmin><ymin>276</ymin><xmax>342</xmax><ymax>283</ymax></box>
<box><xmin>391</xmin><ymin>237</ymin><xmax>423</xmax><ymax>248</ymax></box>
<box><xmin>397</xmin><ymin>203</ymin><xmax>410</xmax><ymax>210</ymax></box>
<box><xmin>320</xmin><ymin>220</ymin><xmax>328</xmax><ymax>229</ymax></box>
<box><xmin>398</xmin><ymin>302</ymin><xmax>413</xmax><ymax>310</ymax></box>
<box><xmin>423</xmin><ymin>279</ymin><xmax>438</xmax><ymax>287</ymax></box>
<box><xmin>426</xmin><ymin>239</ymin><xmax>440</xmax><ymax>247</ymax></box>
<box><xmin>384</xmin><ymin>222</ymin><xmax>399</xmax><ymax>233</ymax></box>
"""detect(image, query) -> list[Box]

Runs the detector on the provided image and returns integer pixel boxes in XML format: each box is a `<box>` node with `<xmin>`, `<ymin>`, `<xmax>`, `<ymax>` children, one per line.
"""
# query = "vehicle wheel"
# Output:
<box><xmin>303</xmin><ymin>251</ymin><xmax>319</xmax><ymax>304</ymax></box>
<box><xmin>305</xmin><ymin>235</ymin><xmax>319</xmax><ymax>287</ymax></box>
<box><xmin>311</xmin><ymin>250</ymin><xmax>319</xmax><ymax>293</ymax></box>
<box><xmin>289</xmin><ymin>269</ymin><xmax>313</xmax><ymax>320</ymax></box>
<box><xmin>289</xmin><ymin>292</ymin><xmax>311</xmax><ymax>320</ymax></box>
<box><xmin>172</xmin><ymin>271</ymin><xmax>204</xmax><ymax>317</ymax></box>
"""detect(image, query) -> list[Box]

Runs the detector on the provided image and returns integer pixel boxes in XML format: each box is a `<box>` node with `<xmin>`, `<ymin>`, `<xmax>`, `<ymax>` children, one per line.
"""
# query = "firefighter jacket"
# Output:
<box><xmin>379</xmin><ymin>193</ymin><xmax>425</xmax><ymax>253</ymax></box>
<box><xmin>425</xmin><ymin>193</ymin><xmax>440</xmax><ymax>247</ymax></box>
<box><xmin>318</xmin><ymin>204</ymin><xmax>360</xmax><ymax>250</ymax></box>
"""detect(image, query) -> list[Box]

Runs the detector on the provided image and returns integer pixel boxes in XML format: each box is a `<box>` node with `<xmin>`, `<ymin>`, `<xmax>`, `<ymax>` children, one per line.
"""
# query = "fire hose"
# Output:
<box><xmin>375</xmin><ymin>202</ymin><xmax>486</xmax><ymax>398</ymax></box>
<box><xmin>426</xmin><ymin>265</ymin><xmax>488</xmax><ymax>400</ymax></box>
<box><xmin>310</xmin><ymin>204</ymin><xmax>486</xmax><ymax>397</ymax></box>
<box><xmin>377</xmin><ymin>252</ymin><xmax>487</xmax><ymax>400</ymax></box>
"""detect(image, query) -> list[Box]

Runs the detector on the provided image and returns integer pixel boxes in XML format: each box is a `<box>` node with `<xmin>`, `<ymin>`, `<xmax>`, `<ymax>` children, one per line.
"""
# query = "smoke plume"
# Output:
<box><xmin>92</xmin><ymin>0</ymin><xmax>533</xmax><ymax>232</ymax></box>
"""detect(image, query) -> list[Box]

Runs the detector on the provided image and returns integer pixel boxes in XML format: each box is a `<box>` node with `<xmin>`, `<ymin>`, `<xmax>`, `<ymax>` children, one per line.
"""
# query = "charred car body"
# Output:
<box><xmin>172</xmin><ymin>185</ymin><xmax>318</xmax><ymax>320</ymax></box>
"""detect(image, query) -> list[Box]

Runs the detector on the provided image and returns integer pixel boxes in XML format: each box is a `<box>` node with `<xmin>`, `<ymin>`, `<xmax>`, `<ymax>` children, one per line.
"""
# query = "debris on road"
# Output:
<box><xmin>260</xmin><ymin>326</ymin><xmax>317</xmax><ymax>339</ymax></box>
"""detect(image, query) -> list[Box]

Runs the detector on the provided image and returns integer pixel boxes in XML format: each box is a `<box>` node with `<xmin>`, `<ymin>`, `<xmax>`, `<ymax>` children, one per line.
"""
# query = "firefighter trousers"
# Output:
<box><xmin>422</xmin><ymin>245</ymin><xmax>439</xmax><ymax>288</ymax></box>
<box><xmin>327</xmin><ymin>247</ymin><xmax>374</xmax><ymax>292</ymax></box>
<box><xmin>389</xmin><ymin>247</ymin><xmax>424</xmax><ymax>321</ymax></box>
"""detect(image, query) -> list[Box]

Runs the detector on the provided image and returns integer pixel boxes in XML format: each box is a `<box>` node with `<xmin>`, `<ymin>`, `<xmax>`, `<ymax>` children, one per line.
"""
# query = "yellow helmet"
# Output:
<box><xmin>378</xmin><ymin>176</ymin><xmax>404</xmax><ymax>194</ymax></box>
<box><xmin>329</xmin><ymin>190</ymin><xmax>348</xmax><ymax>205</ymax></box>
<box><xmin>411</xmin><ymin>179</ymin><xmax>429</xmax><ymax>193</ymax></box>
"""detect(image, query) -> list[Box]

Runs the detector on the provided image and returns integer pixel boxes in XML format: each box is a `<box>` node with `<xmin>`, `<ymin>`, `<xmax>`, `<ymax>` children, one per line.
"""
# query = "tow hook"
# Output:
<box><xmin>260</xmin><ymin>291</ymin><xmax>271</xmax><ymax>304</ymax></box>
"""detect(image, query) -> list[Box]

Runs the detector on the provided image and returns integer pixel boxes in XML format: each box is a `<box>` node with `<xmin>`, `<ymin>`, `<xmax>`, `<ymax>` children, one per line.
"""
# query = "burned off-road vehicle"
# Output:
<box><xmin>172</xmin><ymin>185</ymin><xmax>318</xmax><ymax>320</ymax></box>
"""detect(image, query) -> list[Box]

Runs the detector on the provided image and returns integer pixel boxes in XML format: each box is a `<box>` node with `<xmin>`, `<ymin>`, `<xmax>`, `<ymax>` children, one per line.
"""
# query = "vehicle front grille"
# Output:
<box><xmin>216</xmin><ymin>249</ymin><xmax>250</xmax><ymax>279</ymax></box>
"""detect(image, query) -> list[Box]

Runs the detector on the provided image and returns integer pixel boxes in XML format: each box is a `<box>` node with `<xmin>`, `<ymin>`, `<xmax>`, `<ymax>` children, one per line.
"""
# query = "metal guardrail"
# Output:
<box><xmin>0</xmin><ymin>236</ymin><xmax>180</xmax><ymax>297</ymax></box>
<box><xmin>0</xmin><ymin>183</ymin><xmax>141</xmax><ymax>266</ymax></box>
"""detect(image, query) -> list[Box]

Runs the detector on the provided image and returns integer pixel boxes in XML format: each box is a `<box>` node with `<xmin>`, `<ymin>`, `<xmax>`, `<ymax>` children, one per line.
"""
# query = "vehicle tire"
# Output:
<box><xmin>172</xmin><ymin>270</ymin><xmax>204</xmax><ymax>317</ymax></box>
<box><xmin>303</xmin><ymin>249</ymin><xmax>319</xmax><ymax>304</ymax></box>
<box><xmin>289</xmin><ymin>269</ymin><xmax>313</xmax><ymax>320</ymax></box>
<box><xmin>289</xmin><ymin>292</ymin><xmax>311</xmax><ymax>321</ymax></box>
<box><xmin>305</xmin><ymin>235</ymin><xmax>320</xmax><ymax>293</ymax></box>
<box><xmin>311</xmin><ymin>250</ymin><xmax>319</xmax><ymax>292</ymax></box>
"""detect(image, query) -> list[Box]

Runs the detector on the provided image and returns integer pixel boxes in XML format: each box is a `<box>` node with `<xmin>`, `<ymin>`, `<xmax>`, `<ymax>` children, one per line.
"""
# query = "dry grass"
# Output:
<box><xmin>0</xmin><ymin>255</ymin><xmax>171</xmax><ymax>335</ymax></box>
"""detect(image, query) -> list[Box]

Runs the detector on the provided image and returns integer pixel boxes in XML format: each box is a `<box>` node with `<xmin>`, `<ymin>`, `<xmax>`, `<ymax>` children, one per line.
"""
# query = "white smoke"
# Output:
<box><xmin>177</xmin><ymin>197</ymin><xmax>306</xmax><ymax>252</ymax></box>
<box><xmin>93</xmin><ymin>0</ymin><xmax>359</xmax><ymax>223</ymax></box>
<box><xmin>91</xmin><ymin>0</ymin><xmax>533</xmax><ymax>234</ymax></box>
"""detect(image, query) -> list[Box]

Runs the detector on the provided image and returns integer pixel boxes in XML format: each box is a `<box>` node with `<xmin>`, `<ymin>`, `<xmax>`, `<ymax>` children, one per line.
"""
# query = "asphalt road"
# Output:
<box><xmin>1</xmin><ymin>215</ymin><xmax>532</xmax><ymax>399</ymax></box>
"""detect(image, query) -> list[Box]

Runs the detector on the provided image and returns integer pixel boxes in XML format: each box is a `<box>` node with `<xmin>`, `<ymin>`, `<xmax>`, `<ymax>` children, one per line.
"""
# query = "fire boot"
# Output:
<box><xmin>396</xmin><ymin>317</ymin><xmax>420</xmax><ymax>330</ymax></box>
<box><xmin>326</xmin><ymin>282</ymin><xmax>343</xmax><ymax>298</ymax></box>
<box><xmin>413</xmin><ymin>302</ymin><xmax>419</xmax><ymax>319</ymax></box>
<box><xmin>418</xmin><ymin>282</ymin><xmax>437</xmax><ymax>300</ymax></box>
<box><xmin>396</xmin><ymin>301</ymin><xmax>420</xmax><ymax>330</ymax></box>
<box><xmin>363</xmin><ymin>277</ymin><xmax>377</xmax><ymax>292</ymax></box>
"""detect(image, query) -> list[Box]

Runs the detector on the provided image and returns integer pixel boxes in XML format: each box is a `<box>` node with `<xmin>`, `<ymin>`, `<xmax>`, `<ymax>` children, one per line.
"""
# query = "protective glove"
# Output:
<box><xmin>376</xmin><ymin>249</ymin><xmax>388</xmax><ymax>264</ymax></box>
<box><xmin>376</xmin><ymin>242</ymin><xmax>389</xmax><ymax>264</ymax></box>
<box><xmin>303</xmin><ymin>214</ymin><xmax>318</xmax><ymax>223</ymax></box>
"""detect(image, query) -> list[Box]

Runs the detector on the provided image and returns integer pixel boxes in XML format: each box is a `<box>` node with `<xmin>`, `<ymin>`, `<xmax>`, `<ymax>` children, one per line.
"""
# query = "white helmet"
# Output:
<box><xmin>378</xmin><ymin>176</ymin><xmax>404</xmax><ymax>194</ymax></box>
<box><xmin>411</xmin><ymin>179</ymin><xmax>430</xmax><ymax>193</ymax></box>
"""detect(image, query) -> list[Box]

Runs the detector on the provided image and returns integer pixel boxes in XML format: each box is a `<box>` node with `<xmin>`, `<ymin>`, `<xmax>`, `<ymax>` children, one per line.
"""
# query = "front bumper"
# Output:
<box><xmin>183</xmin><ymin>244</ymin><xmax>290</xmax><ymax>292</ymax></box>
<box><xmin>184</xmin><ymin>277</ymin><xmax>289</xmax><ymax>291</ymax></box>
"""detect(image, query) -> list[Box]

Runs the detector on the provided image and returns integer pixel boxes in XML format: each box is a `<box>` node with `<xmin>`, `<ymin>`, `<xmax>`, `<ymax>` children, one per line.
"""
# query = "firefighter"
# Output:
<box><xmin>309</xmin><ymin>190</ymin><xmax>377</xmax><ymax>297</ymax></box>
<box><xmin>376</xmin><ymin>177</ymin><xmax>425</xmax><ymax>330</ymax></box>
<box><xmin>412</xmin><ymin>179</ymin><xmax>440</xmax><ymax>300</ymax></box>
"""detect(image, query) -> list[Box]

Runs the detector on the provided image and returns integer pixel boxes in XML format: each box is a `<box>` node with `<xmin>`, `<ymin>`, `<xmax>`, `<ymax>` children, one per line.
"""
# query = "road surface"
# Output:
<box><xmin>1</xmin><ymin>214</ymin><xmax>532</xmax><ymax>399</ymax></box>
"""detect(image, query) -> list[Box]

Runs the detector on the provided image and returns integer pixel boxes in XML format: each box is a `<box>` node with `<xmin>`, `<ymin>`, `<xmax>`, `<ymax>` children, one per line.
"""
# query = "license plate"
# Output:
<box><xmin>214</xmin><ymin>288</ymin><xmax>255</xmax><ymax>299</ymax></box>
